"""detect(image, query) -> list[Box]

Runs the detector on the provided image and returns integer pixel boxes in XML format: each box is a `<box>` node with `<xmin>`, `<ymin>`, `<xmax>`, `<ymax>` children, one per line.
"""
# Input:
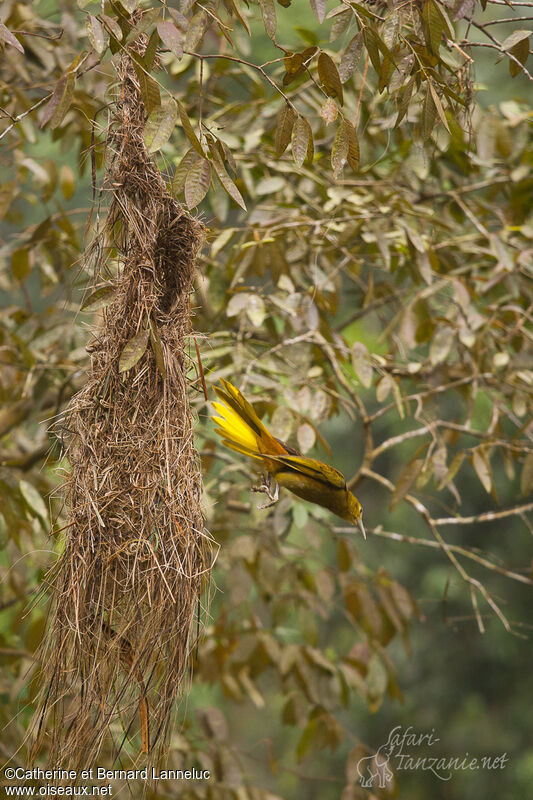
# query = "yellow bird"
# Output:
<box><xmin>212</xmin><ymin>379</ymin><xmax>365</xmax><ymax>537</ymax></box>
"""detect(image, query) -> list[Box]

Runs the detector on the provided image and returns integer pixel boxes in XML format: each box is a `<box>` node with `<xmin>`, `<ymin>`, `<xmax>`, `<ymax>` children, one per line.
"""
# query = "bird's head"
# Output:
<box><xmin>344</xmin><ymin>491</ymin><xmax>365</xmax><ymax>539</ymax></box>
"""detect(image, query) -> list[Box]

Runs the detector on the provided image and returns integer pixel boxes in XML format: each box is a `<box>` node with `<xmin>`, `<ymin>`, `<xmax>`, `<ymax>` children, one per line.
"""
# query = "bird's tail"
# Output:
<box><xmin>212</xmin><ymin>379</ymin><xmax>286</xmax><ymax>459</ymax></box>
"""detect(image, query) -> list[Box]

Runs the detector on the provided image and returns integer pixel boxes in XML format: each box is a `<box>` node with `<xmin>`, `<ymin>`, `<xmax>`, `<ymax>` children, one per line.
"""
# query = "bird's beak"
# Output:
<box><xmin>357</xmin><ymin>518</ymin><xmax>366</xmax><ymax>540</ymax></box>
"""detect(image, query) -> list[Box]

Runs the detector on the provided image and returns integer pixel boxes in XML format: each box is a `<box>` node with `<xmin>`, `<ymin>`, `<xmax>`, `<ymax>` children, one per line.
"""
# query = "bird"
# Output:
<box><xmin>212</xmin><ymin>379</ymin><xmax>365</xmax><ymax>537</ymax></box>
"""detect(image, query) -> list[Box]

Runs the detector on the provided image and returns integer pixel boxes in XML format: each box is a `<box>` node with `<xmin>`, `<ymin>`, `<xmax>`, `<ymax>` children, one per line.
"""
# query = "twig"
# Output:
<box><xmin>186</xmin><ymin>51</ymin><xmax>297</xmax><ymax>109</ymax></box>
<box><xmin>464</xmin><ymin>20</ymin><xmax>533</xmax><ymax>82</ymax></box>
<box><xmin>433</xmin><ymin>502</ymin><xmax>533</xmax><ymax>526</ymax></box>
<box><xmin>337</xmin><ymin>526</ymin><xmax>533</xmax><ymax>586</ymax></box>
<box><xmin>0</xmin><ymin>94</ymin><xmax>51</xmax><ymax>141</ymax></box>
<box><xmin>361</xmin><ymin>468</ymin><xmax>515</xmax><ymax>632</ymax></box>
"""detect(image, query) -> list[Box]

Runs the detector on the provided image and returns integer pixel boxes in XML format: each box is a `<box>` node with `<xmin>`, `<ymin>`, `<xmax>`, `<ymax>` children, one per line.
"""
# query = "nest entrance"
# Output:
<box><xmin>32</xmin><ymin>43</ymin><xmax>213</xmax><ymax>768</ymax></box>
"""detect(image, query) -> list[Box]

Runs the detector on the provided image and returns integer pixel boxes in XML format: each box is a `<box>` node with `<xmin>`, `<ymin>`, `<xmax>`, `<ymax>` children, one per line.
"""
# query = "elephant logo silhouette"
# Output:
<box><xmin>356</xmin><ymin>741</ymin><xmax>395</xmax><ymax>789</ymax></box>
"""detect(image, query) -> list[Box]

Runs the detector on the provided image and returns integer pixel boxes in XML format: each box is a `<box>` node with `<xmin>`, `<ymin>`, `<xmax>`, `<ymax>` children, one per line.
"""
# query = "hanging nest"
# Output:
<box><xmin>32</xmin><ymin>40</ymin><xmax>213</xmax><ymax>768</ymax></box>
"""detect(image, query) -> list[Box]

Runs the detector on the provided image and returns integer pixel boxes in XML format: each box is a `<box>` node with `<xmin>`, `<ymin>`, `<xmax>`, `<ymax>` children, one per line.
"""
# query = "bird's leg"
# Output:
<box><xmin>251</xmin><ymin>473</ymin><xmax>280</xmax><ymax>508</ymax></box>
<box><xmin>257</xmin><ymin>482</ymin><xmax>279</xmax><ymax>509</ymax></box>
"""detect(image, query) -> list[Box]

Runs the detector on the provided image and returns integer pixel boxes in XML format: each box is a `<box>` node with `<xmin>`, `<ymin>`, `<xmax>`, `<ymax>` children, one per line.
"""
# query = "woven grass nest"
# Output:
<box><xmin>32</xmin><ymin>43</ymin><xmax>214</xmax><ymax>768</ymax></box>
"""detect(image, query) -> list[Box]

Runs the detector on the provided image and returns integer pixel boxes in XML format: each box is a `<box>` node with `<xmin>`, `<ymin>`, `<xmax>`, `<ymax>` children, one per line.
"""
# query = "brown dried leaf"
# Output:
<box><xmin>184</xmin><ymin>157</ymin><xmax>211</xmax><ymax>208</ymax></box>
<box><xmin>131</xmin><ymin>52</ymin><xmax>160</xmax><ymax>115</ymax></box>
<box><xmin>81</xmin><ymin>285</ymin><xmax>116</xmax><ymax>312</ymax></box>
<box><xmin>144</xmin><ymin>101</ymin><xmax>177</xmax><ymax>153</ymax></box>
<box><xmin>0</xmin><ymin>22</ymin><xmax>24</xmax><ymax>53</ymax></box>
<box><xmin>211</xmin><ymin>155</ymin><xmax>246</xmax><ymax>210</ymax></box>
<box><xmin>310</xmin><ymin>0</ymin><xmax>327</xmax><ymax>24</ymax></box>
<box><xmin>259</xmin><ymin>0</ymin><xmax>277</xmax><ymax>39</ymax></box>
<box><xmin>86</xmin><ymin>15</ymin><xmax>106</xmax><ymax>54</ymax></box>
<box><xmin>339</xmin><ymin>32</ymin><xmax>363</xmax><ymax>83</ymax></box>
<box><xmin>318</xmin><ymin>52</ymin><xmax>344</xmax><ymax>104</ymax></box>
<box><xmin>119</xmin><ymin>329</ymin><xmax>150</xmax><ymax>373</ymax></box>
<box><xmin>275</xmin><ymin>103</ymin><xmax>296</xmax><ymax>156</ymax></box>
<box><xmin>291</xmin><ymin>116</ymin><xmax>312</xmax><ymax>167</ymax></box>
<box><xmin>321</xmin><ymin>97</ymin><xmax>338</xmax><ymax>125</ymax></box>
<box><xmin>472</xmin><ymin>448</ymin><xmax>492</xmax><ymax>494</ymax></box>
<box><xmin>157</xmin><ymin>20</ymin><xmax>183</xmax><ymax>59</ymax></box>
<box><xmin>177</xmin><ymin>100</ymin><xmax>205</xmax><ymax>156</ymax></box>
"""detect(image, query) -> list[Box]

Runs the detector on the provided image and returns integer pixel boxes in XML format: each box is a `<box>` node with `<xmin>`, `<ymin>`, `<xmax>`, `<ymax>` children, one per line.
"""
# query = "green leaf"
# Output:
<box><xmin>144</xmin><ymin>101</ymin><xmax>178</xmax><ymax>153</ymax></box>
<box><xmin>346</xmin><ymin>120</ymin><xmax>360</xmax><ymax>171</ymax></box>
<box><xmin>149</xmin><ymin>318</ymin><xmax>166</xmax><ymax>381</ymax></box>
<box><xmin>0</xmin><ymin>181</ymin><xmax>16</xmax><ymax>220</ymax></box>
<box><xmin>391</xmin><ymin>459</ymin><xmax>423</xmax><ymax>509</ymax></box>
<box><xmin>81</xmin><ymin>284</ymin><xmax>116</xmax><ymax>312</ymax></box>
<box><xmin>389</xmin><ymin>54</ymin><xmax>415</xmax><ymax>93</ymax></box>
<box><xmin>101</xmin><ymin>14</ymin><xmax>123</xmax><ymax>40</ymax></box>
<box><xmin>362</xmin><ymin>27</ymin><xmax>381</xmax><ymax>73</ymax></box>
<box><xmin>351</xmin><ymin>341</ymin><xmax>372</xmax><ymax>387</ymax></box>
<box><xmin>291</xmin><ymin>116</ymin><xmax>312</xmax><ymax>167</ymax></box>
<box><xmin>521</xmin><ymin>452</ymin><xmax>533</xmax><ymax>496</ymax></box>
<box><xmin>297</xmin><ymin>423</ymin><xmax>316</xmax><ymax>453</ymax></box>
<box><xmin>210</xmin><ymin>154</ymin><xmax>247</xmax><ymax>210</ymax></box>
<box><xmin>331</xmin><ymin>121</ymin><xmax>349</xmax><ymax>178</ymax></box>
<box><xmin>502</xmin><ymin>30</ymin><xmax>530</xmax><ymax>77</ymax></box>
<box><xmin>283</xmin><ymin>48</ymin><xmax>317</xmax><ymax>86</ymax></box>
<box><xmin>245</xmin><ymin>294</ymin><xmax>266</xmax><ymax>327</ymax></box>
<box><xmin>366</xmin><ymin>654</ymin><xmax>388</xmax><ymax>713</ymax></box>
<box><xmin>170</xmin><ymin>148</ymin><xmax>201</xmax><ymax>197</ymax></box>
<box><xmin>383</xmin><ymin>9</ymin><xmax>400</xmax><ymax>49</ymax></box>
<box><xmin>437</xmin><ymin>451</ymin><xmax>465</xmax><ymax>490</ymax></box>
<box><xmin>376</xmin><ymin>374</ymin><xmax>394</xmax><ymax>403</ymax></box>
<box><xmin>157</xmin><ymin>20</ymin><xmax>183</xmax><ymax>59</ymax></box>
<box><xmin>339</xmin><ymin>32</ymin><xmax>363</xmax><ymax>83</ymax></box>
<box><xmin>19</xmin><ymin>481</ymin><xmax>48</xmax><ymax>527</ymax></box>
<box><xmin>421</xmin><ymin>85</ymin><xmax>437</xmax><ymax>140</ymax></box>
<box><xmin>11</xmin><ymin>249</ymin><xmax>31</xmax><ymax>282</ymax></box>
<box><xmin>0</xmin><ymin>22</ymin><xmax>24</xmax><ymax>53</ymax></box>
<box><xmin>118</xmin><ymin>329</ymin><xmax>149</xmax><ymax>373</ymax></box>
<box><xmin>329</xmin><ymin>9</ymin><xmax>351</xmax><ymax>42</ymax></box>
<box><xmin>429</xmin><ymin>83</ymin><xmax>450</xmax><ymax>132</ymax></box>
<box><xmin>296</xmin><ymin>718</ymin><xmax>320</xmax><ymax>762</ymax></box>
<box><xmin>131</xmin><ymin>55</ymin><xmax>160</xmax><ymax>115</ymax></box>
<box><xmin>86</xmin><ymin>14</ymin><xmax>106</xmax><ymax>54</ymax></box>
<box><xmin>259</xmin><ymin>0</ymin><xmax>277</xmax><ymax>39</ymax></box>
<box><xmin>120</xmin><ymin>0</ymin><xmax>139</xmax><ymax>14</ymax></box>
<box><xmin>472</xmin><ymin>448</ymin><xmax>492</xmax><ymax>494</ymax></box>
<box><xmin>332</xmin><ymin>120</ymin><xmax>358</xmax><ymax>175</ymax></box>
<box><xmin>144</xmin><ymin>28</ymin><xmax>160</xmax><ymax>70</ymax></box>
<box><xmin>184</xmin><ymin>157</ymin><xmax>211</xmax><ymax>208</ymax></box>
<box><xmin>318</xmin><ymin>52</ymin><xmax>344</xmax><ymax>104</ymax></box>
<box><xmin>177</xmin><ymin>100</ymin><xmax>205</xmax><ymax>156</ymax></box>
<box><xmin>395</xmin><ymin>76</ymin><xmax>415</xmax><ymax>126</ymax></box>
<box><xmin>126</xmin><ymin>8</ymin><xmax>160</xmax><ymax>44</ymax></box>
<box><xmin>60</xmin><ymin>164</ymin><xmax>75</xmax><ymax>199</ymax></box>
<box><xmin>184</xmin><ymin>10</ymin><xmax>207</xmax><ymax>51</ymax></box>
<box><xmin>228</xmin><ymin>0</ymin><xmax>251</xmax><ymax>34</ymax></box>
<box><xmin>41</xmin><ymin>73</ymin><xmax>75</xmax><ymax>129</ymax></box>
<box><xmin>422</xmin><ymin>0</ymin><xmax>444</xmax><ymax>55</ymax></box>
<box><xmin>429</xmin><ymin>325</ymin><xmax>454</xmax><ymax>365</ymax></box>
<box><xmin>275</xmin><ymin>103</ymin><xmax>297</xmax><ymax>156</ymax></box>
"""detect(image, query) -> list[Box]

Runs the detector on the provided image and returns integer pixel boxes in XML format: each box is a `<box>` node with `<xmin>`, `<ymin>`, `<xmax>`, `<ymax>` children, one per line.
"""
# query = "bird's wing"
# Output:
<box><xmin>270</xmin><ymin>454</ymin><xmax>347</xmax><ymax>489</ymax></box>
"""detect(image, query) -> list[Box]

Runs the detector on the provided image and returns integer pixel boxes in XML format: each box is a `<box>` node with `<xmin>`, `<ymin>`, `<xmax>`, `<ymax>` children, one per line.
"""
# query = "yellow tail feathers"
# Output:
<box><xmin>212</xmin><ymin>379</ymin><xmax>286</xmax><ymax>457</ymax></box>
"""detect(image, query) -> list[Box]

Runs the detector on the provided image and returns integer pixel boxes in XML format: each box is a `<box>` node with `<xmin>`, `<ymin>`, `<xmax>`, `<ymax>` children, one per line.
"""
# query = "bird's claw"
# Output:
<box><xmin>251</xmin><ymin>475</ymin><xmax>279</xmax><ymax>509</ymax></box>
